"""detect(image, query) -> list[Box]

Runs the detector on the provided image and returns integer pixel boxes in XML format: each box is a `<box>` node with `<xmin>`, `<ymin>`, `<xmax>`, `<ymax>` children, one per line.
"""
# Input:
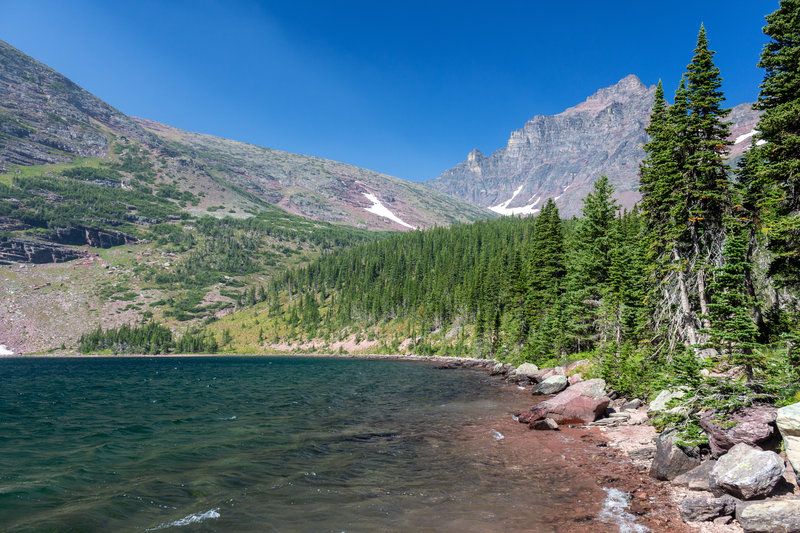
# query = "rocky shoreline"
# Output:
<box><xmin>6</xmin><ymin>352</ymin><xmax>799</xmax><ymax>532</ymax></box>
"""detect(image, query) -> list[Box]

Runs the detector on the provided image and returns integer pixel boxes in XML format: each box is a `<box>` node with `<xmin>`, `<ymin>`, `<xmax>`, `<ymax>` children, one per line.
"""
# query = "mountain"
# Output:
<box><xmin>0</xmin><ymin>40</ymin><xmax>491</xmax><ymax>233</ymax></box>
<box><xmin>427</xmin><ymin>75</ymin><xmax>761</xmax><ymax>217</ymax></box>
<box><xmin>0</xmin><ymin>39</ymin><xmax>492</xmax><ymax>354</ymax></box>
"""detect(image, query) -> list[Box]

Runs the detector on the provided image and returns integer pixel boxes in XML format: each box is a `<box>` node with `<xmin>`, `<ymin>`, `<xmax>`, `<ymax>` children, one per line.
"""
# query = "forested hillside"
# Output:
<box><xmin>141</xmin><ymin>7</ymin><xmax>800</xmax><ymax>443</ymax></box>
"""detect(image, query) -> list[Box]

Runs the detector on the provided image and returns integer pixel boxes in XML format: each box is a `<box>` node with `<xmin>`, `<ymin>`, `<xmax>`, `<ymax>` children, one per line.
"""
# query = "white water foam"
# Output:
<box><xmin>147</xmin><ymin>508</ymin><xmax>220</xmax><ymax>530</ymax></box>
<box><xmin>491</xmin><ymin>429</ymin><xmax>505</xmax><ymax>440</ymax></box>
<box><xmin>597</xmin><ymin>488</ymin><xmax>649</xmax><ymax>533</ymax></box>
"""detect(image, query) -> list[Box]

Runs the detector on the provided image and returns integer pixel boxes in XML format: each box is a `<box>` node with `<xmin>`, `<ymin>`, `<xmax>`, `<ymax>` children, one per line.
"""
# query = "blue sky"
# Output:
<box><xmin>1</xmin><ymin>1</ymin><xmax>775</xmax><ymax>181</ymax></box>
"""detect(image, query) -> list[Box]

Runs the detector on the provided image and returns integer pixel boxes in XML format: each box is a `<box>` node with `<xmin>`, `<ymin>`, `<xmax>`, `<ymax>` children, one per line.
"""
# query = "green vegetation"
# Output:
<box><xmin>206</xmin><ymin>14</ymin><xmax>800</xmax><ymax>445</ymax></box>
<box><xmin>78</xmin><ymin>322</ymin><xmax>218</xmax><ymax>354</ymax></box>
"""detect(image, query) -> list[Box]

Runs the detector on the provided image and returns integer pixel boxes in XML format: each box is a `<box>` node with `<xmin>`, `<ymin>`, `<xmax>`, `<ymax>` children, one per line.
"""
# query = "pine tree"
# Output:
<box><xmin>744</xmin><ymin>0</ymin><xmax>800</xmax><ymax>288</ymax></box>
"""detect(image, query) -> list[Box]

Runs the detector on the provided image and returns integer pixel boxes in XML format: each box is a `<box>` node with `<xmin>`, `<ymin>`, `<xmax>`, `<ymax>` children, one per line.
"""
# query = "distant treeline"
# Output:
<box><xmin>78</xmin><ymin>323</ymin><xmax>218</xmax><ymax>354</ymax></box>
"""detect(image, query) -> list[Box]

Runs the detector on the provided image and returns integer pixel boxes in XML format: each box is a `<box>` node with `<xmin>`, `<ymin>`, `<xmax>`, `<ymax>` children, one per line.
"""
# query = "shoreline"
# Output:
<box><xmin>3</xmin><ymin>352</ymin><xmax>706</xmax><ymax>531</ymax></box>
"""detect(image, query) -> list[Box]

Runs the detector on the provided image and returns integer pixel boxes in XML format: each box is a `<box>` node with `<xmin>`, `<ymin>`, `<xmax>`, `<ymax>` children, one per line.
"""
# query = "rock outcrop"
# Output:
<box><xmin>428</xmin><ymin>75</ymin><xmax>761</xmax><ymax>217</ymax></box>
<box><xmin>0</xmin><ymin>236</ymin><xmax>87</xmax><ymax>264</ymax></box>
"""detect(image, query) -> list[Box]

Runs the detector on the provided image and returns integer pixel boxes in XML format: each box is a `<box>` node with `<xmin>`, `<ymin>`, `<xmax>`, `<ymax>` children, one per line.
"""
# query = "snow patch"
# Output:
<box><xmin>756</xmin><ymin>139</ymin><xmax>767</xmax><ymax>146</ymax></box>
<box><xmin>490</xmin><ymin>185</ymin><xmax>540</xmax><ymax>216</ymax></box>
<box><xmin>0</xmin><ymin>345</ymin><xmax>14</xmax><ymax>356</ymax></box>
<box><xmin>735</xmin><ymin>130</ymin><xmax>759</xmax><ymax>145</ymax></box>
<box><xmin>363</xmin><ymin>193</ymin><xmax>415</xmax><ymax>229</ymax></box>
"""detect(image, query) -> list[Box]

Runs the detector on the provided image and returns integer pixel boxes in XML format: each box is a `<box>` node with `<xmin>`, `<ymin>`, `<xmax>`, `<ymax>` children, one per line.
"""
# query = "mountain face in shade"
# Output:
<box><xmin>427</xmin><ymin>75</ymin><xmax>761</xmax><ymax>217</ymax></box>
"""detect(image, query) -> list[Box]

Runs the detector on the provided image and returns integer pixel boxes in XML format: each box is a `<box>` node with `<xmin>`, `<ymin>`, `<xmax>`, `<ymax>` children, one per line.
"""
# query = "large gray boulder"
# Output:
<box><xmin>531</xmin><ymin>375</ymin><xmax>569</xmax><ymax>395</ymax></box>
<box><xmin>678</xmin><ymin>494</ymin><xmax>737</xmax><ymax>522</ymax></box>
<box><xmin>709</xmin><ymin>443</ymin><xmax>785</xmax><ymax>500</ymax></box>
<box><xmin>518</xmin><ymin>378</ymin><xmax>609</xmax><ymax>425</ymax></box>
<box><xmin>511</xmin><ymin>363</ymin><xmax>539</xmax><ymax>382</ymax></box>
<box><xmin>699</xmin><ymin>407</ymin><xmax>778</xmax><ymax>458</ymax></box>
<box><xmin>647</xmin><ymin>389</ymin><xmax>687</xmax><ymax>417</ymax></box>
<box><xmin>736</xmin><ymin>500</ymin><xmax>800</xmax><ymax>533</ymax></box>
<box><xmin>776</xmin><ymin>401</ymin><xmax>800</xmax><ymax>474</ymax></box>
<box><xmin>673</xmin><ymin>460</ymin><xmax>717</xmax><ymax>492</ymax></box>
<box><xmin>650</xmin><ymin>433</ymin><xmax>701</xmax><ymax>481</ymax></box>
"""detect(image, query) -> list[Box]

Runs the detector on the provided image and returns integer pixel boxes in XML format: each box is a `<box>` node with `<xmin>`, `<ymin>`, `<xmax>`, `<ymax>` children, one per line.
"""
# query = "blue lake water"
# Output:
<box><xmin>0</xmin><ymin>356</ymin><xmax>614</xmax><ymax>532</ymax></box>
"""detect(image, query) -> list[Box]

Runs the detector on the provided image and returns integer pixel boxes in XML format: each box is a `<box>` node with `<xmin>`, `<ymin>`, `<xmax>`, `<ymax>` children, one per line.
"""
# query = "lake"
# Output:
<box><xmin>0</xmin><ymin>356</ymin><xmax>630</xmax><ymax>532</ymax></box>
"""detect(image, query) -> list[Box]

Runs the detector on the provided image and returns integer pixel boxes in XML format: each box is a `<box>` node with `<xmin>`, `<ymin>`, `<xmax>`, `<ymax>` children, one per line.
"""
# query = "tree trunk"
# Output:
<box><xmin>673</xmin><ymin>247</ymin><xmax>699</xmax><ymax>345</ymax></box>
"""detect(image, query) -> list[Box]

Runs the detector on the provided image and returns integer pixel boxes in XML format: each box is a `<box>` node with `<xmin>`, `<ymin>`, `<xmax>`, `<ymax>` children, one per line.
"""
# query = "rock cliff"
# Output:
<box><xmin>428</xmin><ymin>75</ymin><xmax>761</xmax><ymax>217</ymax></box>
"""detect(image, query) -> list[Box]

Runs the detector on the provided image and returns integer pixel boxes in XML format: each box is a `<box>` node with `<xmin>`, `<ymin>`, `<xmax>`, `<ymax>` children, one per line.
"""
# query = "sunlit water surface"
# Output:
<box><xmin>0</xmin><ymin>357</ymin><xmax>610</xmax><ymax>532</ymax></box>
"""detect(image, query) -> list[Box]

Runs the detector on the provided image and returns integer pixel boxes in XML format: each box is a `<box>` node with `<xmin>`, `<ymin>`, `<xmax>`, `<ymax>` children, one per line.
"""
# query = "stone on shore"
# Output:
<box><xmin>678</xmin><ymin>494</ymin><xmax>737</xmax><ymax>522</ymax></box>
<box><xmin>539</xmin><ymin>366</ymin><xmax>566</xmax><ymax>381</ymax></box>
<box><xmin>650</xmin><ymin>433</ymin><xmax>701</xmax><ymax>481</ymax></box>
<box><xmin>511</xmin><ymin>363</ymin><xmax>539</xmax><ymax>382</ymax></box>
<box><xmin>736</xmin><ymin>500</ymin><xmax>800</xmax><ymax>533</ymax></box>
<box><xmin>673</xmin><ymin>460</ymin><xmax>717</xmax><ymax>491</ymax></box>
<box><xmin>490</xmin><ymin>362</ymin><xmax>510</xmax><ymax>376</ymax></box>
<box><xmin>709</xmin><ymin>443</ymin><xmax>785</xmax><ymax>500</ymax></box>
<box><xmin>530</xmin><ymin>418</ymin><xmax>559</xmax><ymax>431</ymax></box>
<box><xmin>777</xmin><ymin>401</ymin><xmax>800</xmax><ymax>474</ymax></box>
<box><xmin>568</xmin><ymin>373</ymin><xmax>583</xmax><ymax>385</ymax></box>
<box><xmin>647</xmin><ymin>389</ymin><xmax>687</xmax><ymax>417</ymax></box>
<box><xmin>531</xmin><ymin>375</ymin><xmax>569</xmax><ymax>395</ymax></box>
<box><xmin>699</xmin><ymin>407</ymin><xmax>778</xmax><ymax>458</ymax></box>
<box><xmin>518</xmin><ymin>378</ymin><xmax>609</xmax><ymax>425</ymax></box>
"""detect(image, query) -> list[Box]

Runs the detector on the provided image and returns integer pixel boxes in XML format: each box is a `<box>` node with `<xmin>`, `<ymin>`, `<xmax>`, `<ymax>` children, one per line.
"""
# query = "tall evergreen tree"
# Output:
<box><xmin>744</xmin><ymin>0</ymin><xmax>800</xmax><ymax>288</ymax></box>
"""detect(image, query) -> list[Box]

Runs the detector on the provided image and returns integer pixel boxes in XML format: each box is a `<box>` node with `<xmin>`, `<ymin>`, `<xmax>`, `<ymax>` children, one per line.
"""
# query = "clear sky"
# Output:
<box><xmin>1</xmin><ymin>1</ymin><xmax>776</xmax><ymax>181</ymax></box>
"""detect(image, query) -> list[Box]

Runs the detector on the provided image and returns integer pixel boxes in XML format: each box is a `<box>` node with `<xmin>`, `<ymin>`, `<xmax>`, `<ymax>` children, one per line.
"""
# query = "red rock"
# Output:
<box><xmin>569</xmin><ymin>373</ymin><xmax>583</xmax><ymax>385</ymax></box>
<box><xmin>699</xmin><ymin>407</ymin><xmax>778</xmax><ymax>458</ymax></box>
<box><xmin>520</xmin><ymin>379</ymin><xmax>610</xmax><ymax>425</ymax></box>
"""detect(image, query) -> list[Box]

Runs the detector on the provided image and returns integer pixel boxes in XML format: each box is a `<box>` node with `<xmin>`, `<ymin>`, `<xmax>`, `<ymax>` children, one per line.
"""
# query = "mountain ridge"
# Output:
<box><xmin>427</xmin><ymin>75</ymin><xmax>761</xmax><ymax>217</ymax></box>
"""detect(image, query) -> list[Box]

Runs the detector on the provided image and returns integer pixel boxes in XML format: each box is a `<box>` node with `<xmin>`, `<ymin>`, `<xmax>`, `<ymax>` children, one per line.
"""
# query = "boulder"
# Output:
<box><xmin>518</xmin><ymin>378</ymin><xmax>609</xmax><ymax>425</ymax></box>
<box><xmin>530</xmin><ymin>418</ymin><xmax>559</xmax><ymax>431</ymax></box>
<box><xmin>531</xmin><ymin>375</ymin><xmax>569</xmax><ymax>395</ymax></box>
<box><xmin>678</xmin><ymin>495</ymin><xmax>737</xmax><ymax>522</ymax></box>
<box><xmin>512</xmin><ymin>363</ymin><xmax>539</xmax><ymax>382</ymax></box>
<box><xmin>699</xmin><ymin>407</ymin><xmax>778</xmax><ymax>458</ymax></box>
<box><xmin>709</xmin><ymin>443</ymin><xmax>785</xmax><ymax>500</ymax></box>
<box><xmin>539</xmin><ymin>366</ymin><xmax>566</xmax><ymax>380</ymax></box>
<box><xmin>622</xmin><ymin>399</ymin><xmax>644</xmax><ymax>410</ymax></box>
<box><xmin>568</xmin><ymin>373</ymin><xmax>583</xmax><ymax>385</ymax></box>
<box><xmin>776</xmin><ymin>401</ymin><xmax>800</xmax><ymax>475</ymax></box>
<box><xmin>673</xmin><ymin>460</ymin><xmax>717</xmax><ymax>491</ymax></box>
<box><xmin>650</xmin><ymin>433</ymin><xmax>701</xmax><ymax>481</ymax></box>
<box><xmin>736</xmin><ymin>500</ymin><xmax>800</xmax><ymax>533</ymax></box>
<box><xmin>647</xmin><ymin>389</ymin><xmax>687</xmax><ymax>417</ymax></box>
<box><xmin>490</xmin><ymin>362</ymin><xmax>509</xmax><ymax>376</ymax></box>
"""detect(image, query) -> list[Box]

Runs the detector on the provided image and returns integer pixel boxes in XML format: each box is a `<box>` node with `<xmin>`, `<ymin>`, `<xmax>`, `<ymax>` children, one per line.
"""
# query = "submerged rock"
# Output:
<box><xmin>777</xmin><ymin>401</ymin><xmax>800</xmax><ymax>475</ymax></box>
<box><xmin>709</xmin><ymin>443</ymin><xmax>785</xmax><ymax>500</ymax></box>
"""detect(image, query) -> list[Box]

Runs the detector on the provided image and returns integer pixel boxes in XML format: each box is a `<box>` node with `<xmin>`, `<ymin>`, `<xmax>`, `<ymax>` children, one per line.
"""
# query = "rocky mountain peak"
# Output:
<box><xmin>427</xmin><ymin>75</ymin><xmax>760</xmax><ymax>217</ymax></box>
<box><xmin>570</xmin><ymin>74</ymin><xmax>649</xmax><ymax>114</ymax></box>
